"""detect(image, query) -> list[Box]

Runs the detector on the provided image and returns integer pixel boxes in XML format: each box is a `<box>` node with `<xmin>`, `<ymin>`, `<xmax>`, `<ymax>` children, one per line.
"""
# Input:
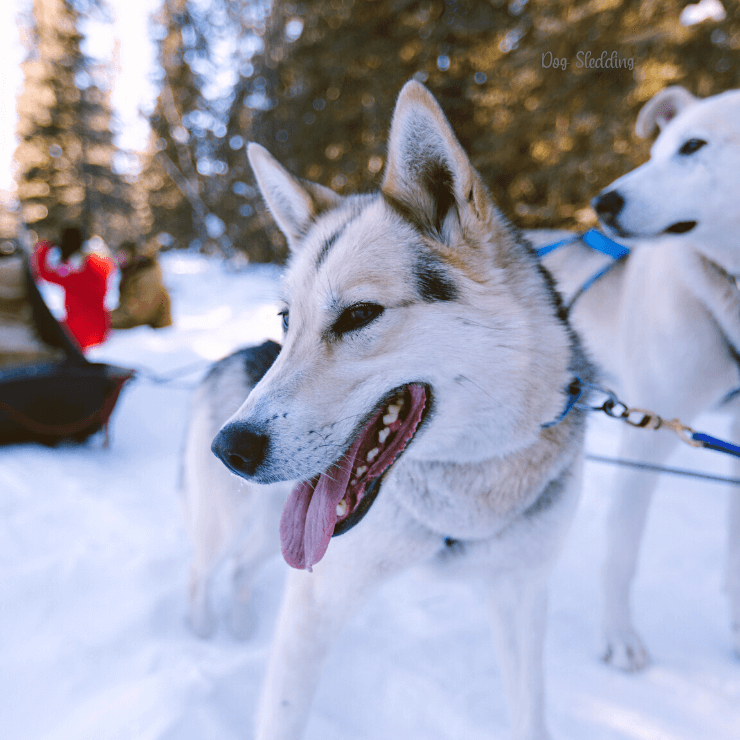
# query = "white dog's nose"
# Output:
<box><xmin>212</xmin><ymin>422</ymin><xmax>269</xmax><ymax>479</ymax></box>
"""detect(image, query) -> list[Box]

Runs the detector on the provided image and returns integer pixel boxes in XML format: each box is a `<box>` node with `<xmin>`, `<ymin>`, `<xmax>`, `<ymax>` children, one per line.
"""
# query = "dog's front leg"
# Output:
<box><xmin>601</xmin><ymin>425</ymin><xmax>680</xmax><ymax>671</ymax></box>
<box><xmin>255</xmin><ymin>501</ymin><xmax>438</xmax><ymax>740</ymax></box>
<box><xmin>484</xmin><ymin>569</ymin><xmax>551</xmax><ymax>740</ymax></box>
<box><xmin>255</xmin><ymin>567</ymin><xmax>347</xmax><ymax>740</ymax></box>
<box><xmin>692</xmin><ymin>254</ymin><xmax>740</xmax><ymax>351</ymax></box>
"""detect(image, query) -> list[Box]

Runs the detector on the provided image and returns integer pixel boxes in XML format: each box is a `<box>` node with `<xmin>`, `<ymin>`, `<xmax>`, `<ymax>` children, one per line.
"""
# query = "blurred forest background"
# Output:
<box><xmin>2</xmin><ymin>0</ymin><xmax>738</xmax><ymax>264</ymax></box>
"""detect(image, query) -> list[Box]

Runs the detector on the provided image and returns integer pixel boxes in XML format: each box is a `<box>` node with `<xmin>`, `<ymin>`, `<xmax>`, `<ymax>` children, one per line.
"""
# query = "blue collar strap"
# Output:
<box><xmin>535</xmin><ymin>233</ymin><xmax>581</xmax><ymax>258</ymax></box>
<box><xmin>581</xmin><ymin>229</ymin><xmax>630</xmax><ymax>259</ymax></box>
<box><xmin>535</xmin><ymin>229</ymin><xmax>630</xmax><ymax>260</ymax></box>
<box><xmin>542</xmin><ymin>377</ymin><xmax>584</xmax><ymax>429</ymax></box>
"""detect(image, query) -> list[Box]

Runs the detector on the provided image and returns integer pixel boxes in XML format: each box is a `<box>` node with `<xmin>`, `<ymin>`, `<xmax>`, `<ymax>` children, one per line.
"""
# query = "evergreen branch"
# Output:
<box><xmin>158</xmin><ymin>79</ymin><xmax>201</xmax><ymax>192</ymax></box>
<box><xmin>154</xmin><ymin>150</ymin><xmax>208</xmax><ymax>228</ymax></box>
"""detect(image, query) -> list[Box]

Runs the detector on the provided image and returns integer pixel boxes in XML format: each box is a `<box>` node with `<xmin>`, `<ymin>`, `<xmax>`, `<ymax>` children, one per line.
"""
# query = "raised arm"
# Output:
<box><xmin>31</xmin><ymin>241</ymin><xmax>67</xmax><ymax>286</ymax></box>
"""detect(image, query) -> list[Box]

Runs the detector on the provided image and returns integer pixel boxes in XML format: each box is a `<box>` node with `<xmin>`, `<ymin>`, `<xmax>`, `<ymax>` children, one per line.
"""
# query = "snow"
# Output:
<box><xmin>2</xmin><ymin>252</ymin><xmax>739</xmax><ymax>740</ymax></box>
<box><xmin>679</xmin><ymin>0</ymin><xmax>726</xmax><ymax>27</ymax></box>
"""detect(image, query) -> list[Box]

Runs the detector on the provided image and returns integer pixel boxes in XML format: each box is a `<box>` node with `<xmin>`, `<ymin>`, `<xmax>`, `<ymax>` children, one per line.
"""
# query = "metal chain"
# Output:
<box><xmin>574</xmin><ymin>381</ymin><xmax>703</xmax><ymax>449</ymax></box>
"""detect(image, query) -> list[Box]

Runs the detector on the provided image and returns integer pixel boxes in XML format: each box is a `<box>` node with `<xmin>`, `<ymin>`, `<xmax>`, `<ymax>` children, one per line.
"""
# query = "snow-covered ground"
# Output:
<box><xmin>2</xmin><ymin>253</ymin><xmax>739</xmax><ymax>740</ymax></box>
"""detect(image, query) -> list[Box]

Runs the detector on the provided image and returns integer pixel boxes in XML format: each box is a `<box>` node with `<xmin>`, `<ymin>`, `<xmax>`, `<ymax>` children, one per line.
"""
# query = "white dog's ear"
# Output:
<box><xmin>247</xmin><ymin>143</ymin><xmax>342</xmax><ymax>249</ymax></box>
<box><xmin>635</xmin><ymin>86</ymin><xmax>697</xmax><ymax>138</ymax></box>
<box><xmin>382</xmin><ymin>80</ymin><xmax>491</xmax><ymax>241</ymax></box>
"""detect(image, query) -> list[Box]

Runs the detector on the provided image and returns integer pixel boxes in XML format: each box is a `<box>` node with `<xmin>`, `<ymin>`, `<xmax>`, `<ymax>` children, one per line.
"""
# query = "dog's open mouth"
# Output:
<box><xmin>663</xmin><ymin>220</ymin><xmax>697</xmax><ymax>234</ymax></box>
<box><xmin>279</xmin><ymin>383</ymin><xmax>427</xmax><ymax>571</ymax></box>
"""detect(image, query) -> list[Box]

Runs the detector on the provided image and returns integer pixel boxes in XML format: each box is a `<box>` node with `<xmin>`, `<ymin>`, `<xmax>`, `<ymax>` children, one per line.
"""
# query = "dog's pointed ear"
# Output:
<box><xmin>635</xmin><ymin>86</ymin><xmax>697</xmax><ymax>138</ymax></box>
<box><xmin>382</xmin><ymin>81</ymin><xmax>490</xmax><ymax>241</ymax></box>
<box><xmin>247</xmin><ymin>143</ymin><xmax>342</xmax><ymax>249</ymax></box>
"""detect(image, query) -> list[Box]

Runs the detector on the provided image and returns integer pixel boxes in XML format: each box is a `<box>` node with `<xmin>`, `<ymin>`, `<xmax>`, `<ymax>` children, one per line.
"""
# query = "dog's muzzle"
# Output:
<box><xmin>591</xmin><ymin>190</ymin><xmax>625</xmax><ymax>229</ymax></box>
<box><xmin>211</xmin><ymin>422</ymin><xmax>269</xmax><ymax>479</ymax></box>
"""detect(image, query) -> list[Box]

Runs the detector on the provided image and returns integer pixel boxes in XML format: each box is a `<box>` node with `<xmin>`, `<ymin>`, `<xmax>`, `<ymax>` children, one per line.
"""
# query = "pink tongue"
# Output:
<box><xmin>279</xmin><ymin>385</ymin><xmax>426</xmax><ymax>571</ymax></box>
<box><xmin>279</xmin><ymin>435</ymin><xmax>361</xmax><ymax>571</ymax></box>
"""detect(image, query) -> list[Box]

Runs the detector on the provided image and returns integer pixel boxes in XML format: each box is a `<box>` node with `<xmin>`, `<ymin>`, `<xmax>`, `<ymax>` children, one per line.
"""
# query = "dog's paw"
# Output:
<box><xmin>600</xmin><ymin>629</ymin><xmax>649</xmax><ymax>672</ymax></box>
<box><xmin>188</xmin><ymin>607</ymin><xmax>217</xmax><ymax>639</ymax></box>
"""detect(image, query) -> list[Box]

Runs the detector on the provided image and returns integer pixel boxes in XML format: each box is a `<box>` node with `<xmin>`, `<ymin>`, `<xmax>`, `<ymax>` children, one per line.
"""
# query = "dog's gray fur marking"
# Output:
<box><xmin>524</xmin><ymin>468</ymin><xmax>570</xmax><ymax>518</ymax></box>
<box><xmin>314</xmin><ymin>222</ymin><xmax>349</xmax><ymax>270</ymax></box>
<box><xmin>413</xmin><ymin>251</ymin><xmax>459</xmax><ymax>302</ymax></box>
<box><xmin>205</xmin><ymin>340</ymin><xmax>281</xmax><ymax>386</ymax></box>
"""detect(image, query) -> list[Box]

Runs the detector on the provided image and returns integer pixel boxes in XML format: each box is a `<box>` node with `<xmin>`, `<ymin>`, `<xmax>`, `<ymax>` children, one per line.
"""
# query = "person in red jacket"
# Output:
<box><xmin>32</xmin><ymin>226</ymin><xmax>115</xmax><ymax>350</ymax></box>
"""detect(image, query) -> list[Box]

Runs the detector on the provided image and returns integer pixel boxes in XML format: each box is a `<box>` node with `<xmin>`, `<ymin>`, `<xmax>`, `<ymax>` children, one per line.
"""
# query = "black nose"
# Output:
<box><xmin>592</xmin><ymin>190</ymin><xmax>625</xmax><ymax>225</ymax></box>
<box><xmin>211</xmin><ymin>422</ymin><xmax>269</xmax><ymax>479</ymax></box>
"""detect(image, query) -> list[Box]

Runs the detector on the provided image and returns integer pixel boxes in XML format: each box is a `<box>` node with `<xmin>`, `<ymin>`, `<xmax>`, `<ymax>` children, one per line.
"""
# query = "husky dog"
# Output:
<box><xmin>542</xmin><ymin>86</ymin><xmax>740</xmax><ymax>670</ymax></box>
<box><xmin>187</xmin><ymin>80</ymin><xmax>594</xmax><ymax>739</ymax></box>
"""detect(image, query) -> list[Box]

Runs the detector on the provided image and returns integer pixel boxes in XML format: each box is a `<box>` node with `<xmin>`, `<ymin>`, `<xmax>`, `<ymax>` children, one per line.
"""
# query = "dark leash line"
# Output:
<box><xmin>584</xmin><ymin>453</ymin><xmax>740</xmax><ymax>486</ymax></box>
<box><xmin>135</xmin><ymin>359</ymin><xmax>210</xmax><ymax>383</ymax></box>
<box><xmin>129</xmin><ymin>360</ymin><xmax>211</xmax><ymax>390</ymax></box>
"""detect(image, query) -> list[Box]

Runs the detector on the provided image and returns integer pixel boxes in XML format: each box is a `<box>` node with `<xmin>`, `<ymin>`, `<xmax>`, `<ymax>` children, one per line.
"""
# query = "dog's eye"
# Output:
<box><xmin>278</xmin><ymin>309</ymin><xmax>289</xmax><ymax>332</ymax></box>
<box><xmin>334</xmin><ymin>303</ymin><xmax>384</xmax><ymax>334</ymax></box>
<box><xmin>678</xmin><ymin>138</ymin><xmax>707</xmax><ymax>156</ymax></box>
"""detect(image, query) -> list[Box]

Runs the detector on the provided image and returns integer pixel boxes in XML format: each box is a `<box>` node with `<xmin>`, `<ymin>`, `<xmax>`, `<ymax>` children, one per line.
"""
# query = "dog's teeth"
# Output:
<box><xmin>378</xmin><ymin>427</ymin><xmax>390</xmax><ymax>443</ymax></box>
<box><xmin>355</xmin><ymin>465</ymin><xmax>367</xmax><ymax>477</ymax></box>
<box><xmin>383</xmin><ymin>403</ymin><xmax>401</xmax><ymax>425</ymax></box>
<box><xmin>336</xmin><ymin>499</ymin><xmax>348</xmax><ymax>516</ymax></box>
<box><xmin>366</xmin><ymin>447</ymin><xmax>379</xmax><ymax>461</ymax></box>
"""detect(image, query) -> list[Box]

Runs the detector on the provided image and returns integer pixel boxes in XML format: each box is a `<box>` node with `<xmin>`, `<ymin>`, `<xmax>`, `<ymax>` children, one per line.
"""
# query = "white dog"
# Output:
<box><xmin>185</xmin><ymin>80</ymin><xmax>595</xmax><ymax>740</ymax></box>
<box><xmin>543</xmin><ymin>85</ymin><xmax>740</xmax><ymax>670</ymax></box>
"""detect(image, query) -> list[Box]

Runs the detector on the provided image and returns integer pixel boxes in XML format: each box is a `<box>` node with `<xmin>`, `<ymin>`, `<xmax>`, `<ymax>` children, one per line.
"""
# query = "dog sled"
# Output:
<box><xmin>0</xmin><ymin>247</ymin><xmax>134</xmax><ymax>445</ymax></box>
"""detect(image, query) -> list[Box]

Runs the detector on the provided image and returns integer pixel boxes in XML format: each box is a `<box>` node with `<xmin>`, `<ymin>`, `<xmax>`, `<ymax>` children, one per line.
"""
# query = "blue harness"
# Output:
<box><xmin>536</xmin><ymin>229</ymin><xmax>630</xmax><ymax>312</ymax></box>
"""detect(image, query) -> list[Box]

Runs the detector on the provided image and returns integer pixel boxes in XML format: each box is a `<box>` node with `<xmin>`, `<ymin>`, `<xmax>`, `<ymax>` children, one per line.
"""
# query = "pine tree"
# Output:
<box><xmin>136</xmin><ymin>0</ymin><xmax>281</xmax><ymax>261</ymax></box>
<box><xmin>14</xmin><ymin>0</ymin><xmax>133</xmax><ymax>247</ymax></box>
<box><xmin>141</xmin><ymin>0</ymin><xmax>209</xmax><ymax>251</ymax></box>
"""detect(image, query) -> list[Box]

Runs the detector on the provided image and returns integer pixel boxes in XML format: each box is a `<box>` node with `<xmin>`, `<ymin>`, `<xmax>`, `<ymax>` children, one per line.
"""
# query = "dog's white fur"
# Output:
<box><xmin>183</xmin><ymin>81</ymin><xmax>594</xmax><ymax>739</ymax></box>
<box><xmin>543</xmin><ymin>85</ymin><xmax>740</xmax><ymax>670</ymax></box>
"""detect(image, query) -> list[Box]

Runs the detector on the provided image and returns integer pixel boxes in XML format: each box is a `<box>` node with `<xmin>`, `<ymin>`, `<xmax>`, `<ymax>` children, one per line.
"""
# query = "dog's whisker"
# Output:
<box><xmin>456</xmin><ymin>374</ymin><xmax>497</xmax><ymax>402</ymax></box>
<box><xmin>457</xmin><ymin>317</ymin><xmax>507</xmax><ymax>333</ymax></box>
